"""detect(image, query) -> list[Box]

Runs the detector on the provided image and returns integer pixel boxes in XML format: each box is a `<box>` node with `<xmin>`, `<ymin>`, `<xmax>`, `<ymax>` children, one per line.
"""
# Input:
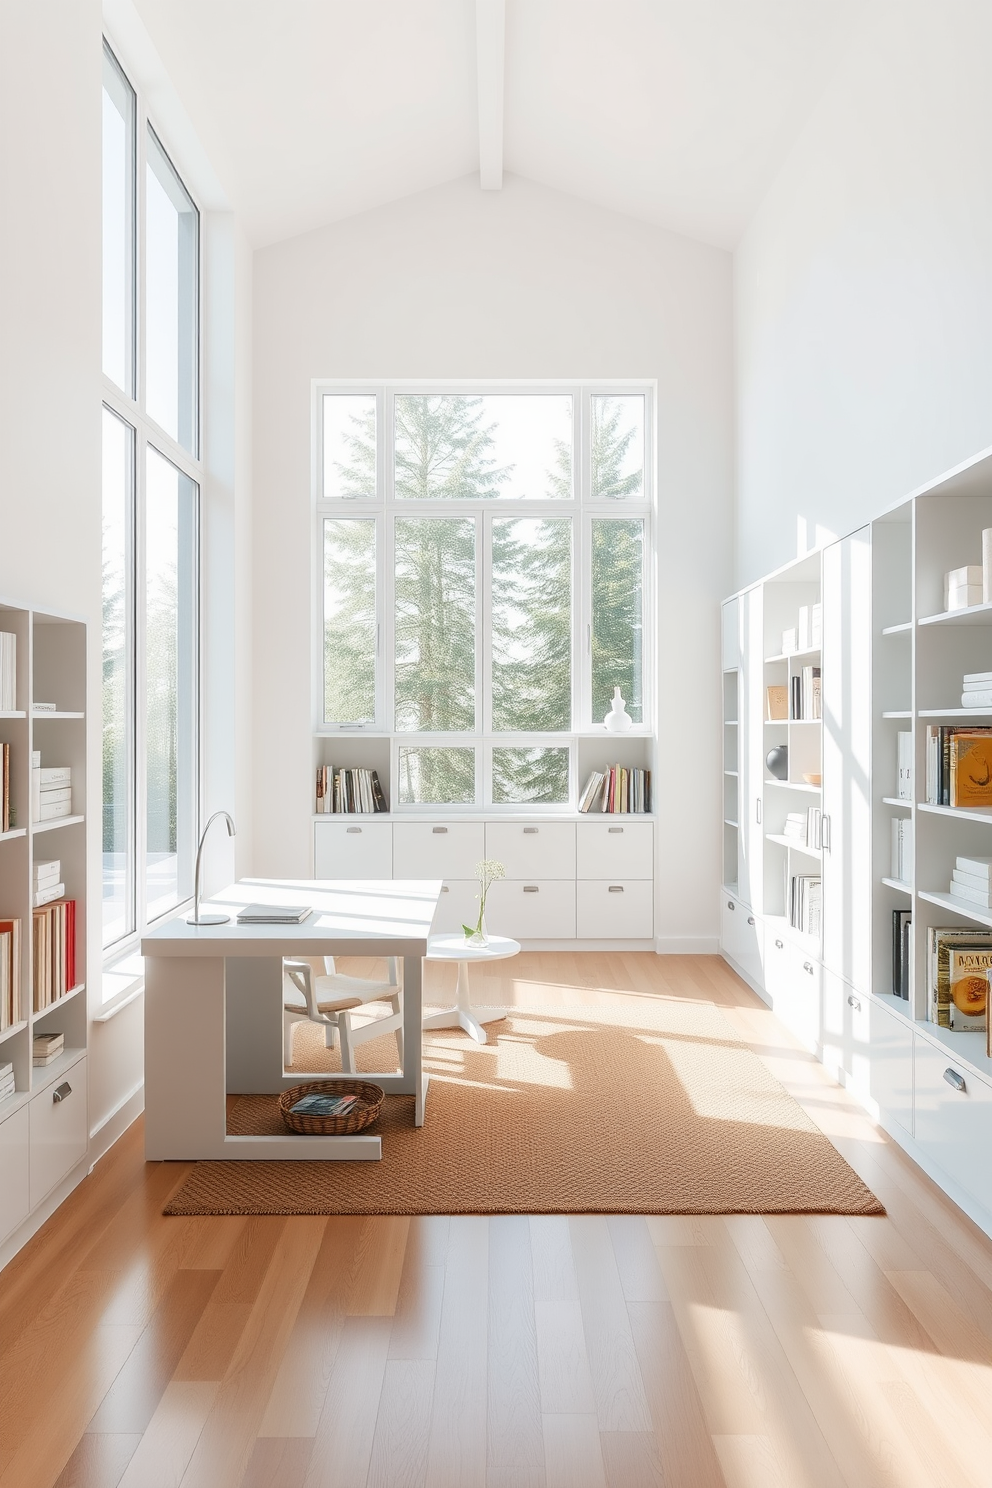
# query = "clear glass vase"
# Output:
<box><xmin>465</xmin><ymin>909</ymin><xmax>489</xmax><ymax>946</ymax></box>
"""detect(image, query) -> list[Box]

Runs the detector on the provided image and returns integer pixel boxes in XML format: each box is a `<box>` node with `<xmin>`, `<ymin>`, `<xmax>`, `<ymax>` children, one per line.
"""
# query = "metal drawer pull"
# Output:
<box><xmin>803</xmin><ymin>961</ymin><xmax>813</xmax><ymax>974</ymax></box>
<box><xmin>523</xmin><ymin>885</ymin><xmax>539</xmax><ymax>893</ymax></box>
<box><xmin>440</xmin><ymin>886</ymin><xmax>449</xmax><ymax>892</ymax></box>
<box><xmin>432</xmin><ymin>826</ymin><xmax>448</xmax><ymax>834</ymax></box>
<box><xmin>747</xmin><ymin>916</ymin><xmax>755</xmax><ymax>926</ymax></box>
<box><xmin>523</xmin><ymin>827</ymin><xmax>539</xmax><ymax>834</ymax></box>
<box><xmin>608</xmin><ymin>885</ymin><xmax>624</xmax><ymax>893</ymax></box>
<box><xmin>727</xmin><ymin>900</ymin><xmax>735</xmax><ymax>910</ymax></box>
<box><xmin>346</xmin><ymin>826</ymin><xmax>362</xmax><ymax>834</ymax></box>
<box><xmin>775</xmin><ymin>938</ymin><xmax>784</xmax><ymax>949</ymax></box>
<box><xmin>847</xmin><ymin>994</ymin><xmax>861</xmax><ymax>1011</ymax></box>
<box><xmin>52</xmin><ymin>1082</ymin><xmax>72</xmax><ymax>1104</ymax></box>
<box><xmin>943</xmin><ymin>1068</ymin><xmax>967</xmax><ymax>1093</ymax></box>
<box><xmin>608</xmin><ymin>827</ymin><xmax>624</xmax><ymax>833</ymax></box>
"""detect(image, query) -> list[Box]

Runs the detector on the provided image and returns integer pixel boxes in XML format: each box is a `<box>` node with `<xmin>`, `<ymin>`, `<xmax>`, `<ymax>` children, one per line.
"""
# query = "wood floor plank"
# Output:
<box><xmin>712</xmin><ymin>1434</ymin><xmax>789</xmax><ymax>1488</ymax></box>
<box><xmin>240</xmin><ymin>1438</ymin><xmax>314</xmax><ymax>1488</ymax></box>
<box><xmin>366</xmin><ymin>1358</ymin><xmax>435</xmax><ymax>1488</ymax></box>
<box><xmin>569</xmin><ymin>1216</ymin><xmax>651</xmax><ymax>1432</ymax></box>
<box><xmin>51</xmin><ymin>1433</ymin><xmax>141</xmax><ymax>1488</ymax></box>
<box><xmin>598</xmin><ymin>1430</ymin><xmax>666</xmax><ymax>1488</ymax></box>
<box><xmin>211</xmin><ymin>1218</ymin><xmax>288</xmax><ymax>1306</ymax></box>
<box><xmin>627</xmin><ymin>1298</ymin><xmax>731</xmax><ymax>1488</ymax></box>
<box><xmin>487</xmin><ymin>1215</ymin><xmax>545</xmax><ymax>1488</ymax></box>
<box><xmin>348</xmin><ymin>1216</ymin><xmax>411</xmax><ymax>1317</ymax></box>
<box><xmin>172</xmin><ymin>1303</ymin><xmax>252</xmax><ymax>1383</ymax></box>
<box><xmin>535</xmin><ymin>1298</ymin><xmax>597</xmax><ymax>1414</ymax></box>
<box><xmin>530</xmin><ymin>1216</ymin><xmax>579</xmax><ymax>1303</ymax></box>
<box><xmin>114</xmin><ymin>1380</ymin><xmax>219</xmax><ymax>1488</ymax></box>
<box><xmin>388</xmin><ymin>1218</ymin><xmax>446</xmax><ymax>1361</ymax></box>
<box><xmin>425</xmin><ymin>1216</ymin><xmax>489</xmax><ymax>1488</ymax></box>
<box><xmin>304</xmin><ymin>1317</ymin><xmax>392</xmax><ymax>1488</ymax></box>
<box><xmin>542</xmin><ymin>1413</ymin><xmax>608</xmax><ymax>1488</ymax></box>
<box><xmin>175</xmin><ymin>1218</ymin><xmax>247</xmax><ymax>1272</ymax></box>
<box><xmin>606</xmin><ymin>1217</ymin><xmax>668</xmax><ymax>1303</ymax></box>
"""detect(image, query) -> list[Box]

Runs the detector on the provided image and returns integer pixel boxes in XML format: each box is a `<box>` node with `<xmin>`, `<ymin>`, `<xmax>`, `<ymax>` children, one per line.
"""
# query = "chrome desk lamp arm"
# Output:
<box><xmin>186</xmin><ymin>811</ymin><xmax>236</xmax><ymax>926</ymax></box>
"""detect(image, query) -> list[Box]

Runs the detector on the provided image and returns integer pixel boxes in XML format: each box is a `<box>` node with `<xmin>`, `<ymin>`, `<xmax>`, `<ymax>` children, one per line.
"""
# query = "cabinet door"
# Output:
<box><xmin>0</xmin><ymin>1105</ymin><xmax>29</xmax><ymax>1242</ymax></box>
<box><xmin>821</xmin><ymin>528</ymin><xmax>872</xmax><ymax>993</ymax></box>
<box><xmin>314</xmin><ymin>820</ymin><xmax>392</xmax><ymax>878</ymax></box>
<box><xmin>914</xmin><ymin>1038</ymin><xmax>992</xmax><ymax>1216</ymax></box>
<box><xmin>485</xmin><ymin>881</ymin><xmax>576</xmax><ymax>939</ymax></box>
<box><xmin>576</xmin><ymin>820</ymin><xmax>653</xmax><ymax>879</ymax></box>
<box><xmin>430</xmin><ymin>881</ymin><xmax>480</xmax><ymax>935</ymax></box>
<box><xmin>29</xmin><ymin>1056</ymin><xmax>87</xmax><ymax>1209</ymax></box>
<box><xmin>393</xmin><ymin>822</ymin><xmax>485</xmax><ymax>880</ymax></box>
<box><xmin>485</xmin><ymin>823</ymin><xmax>575</xmax><ymax>879</ymax></box>
<box><xmin>869</xmin><ymin>997</ymin><xmax>913</xmax><ymax>1135</ymax></box>
<box><xmin>740</xmin><ymin>585</ymin><xmax>764</xmax><ymax>913</ymax></box>
<box><xmin>576</xmin><ymin>881</ymin><xmax>653</xmax><ymax>938</ymax></box>
<box><xmin>721</xmin><ymin>894</ymin><xmax>763</xmax><ymax>990</ymax></box>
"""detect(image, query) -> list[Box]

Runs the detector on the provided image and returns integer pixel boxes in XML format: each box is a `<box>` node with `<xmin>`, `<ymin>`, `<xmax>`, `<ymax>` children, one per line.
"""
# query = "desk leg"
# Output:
<box><xmin>404</xmin><ymin>953</ymin><xmax>428</xmax><ymax>1126</ymax></box>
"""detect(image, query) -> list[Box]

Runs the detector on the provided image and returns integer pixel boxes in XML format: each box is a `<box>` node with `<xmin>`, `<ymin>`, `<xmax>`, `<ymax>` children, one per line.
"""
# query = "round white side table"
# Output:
<box><xmin>422</xmin><ymin>933</ymin><xmax>520</xmax><ymax>1044</ymax></box>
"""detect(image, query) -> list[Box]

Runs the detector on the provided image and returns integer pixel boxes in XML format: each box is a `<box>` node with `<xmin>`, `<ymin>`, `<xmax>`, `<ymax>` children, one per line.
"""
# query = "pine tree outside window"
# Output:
<box><xmin>316</xmin><ymin>385</ymin><xmax>653</xmax><ymax>810</ymax></box>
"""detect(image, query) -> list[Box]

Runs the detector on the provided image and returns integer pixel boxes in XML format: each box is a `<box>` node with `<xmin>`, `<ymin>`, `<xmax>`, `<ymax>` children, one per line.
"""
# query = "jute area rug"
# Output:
<box><xmin>164</xmin><ymin>997</ymin><xmax>882</xmax><ymax>1217</ymax></box>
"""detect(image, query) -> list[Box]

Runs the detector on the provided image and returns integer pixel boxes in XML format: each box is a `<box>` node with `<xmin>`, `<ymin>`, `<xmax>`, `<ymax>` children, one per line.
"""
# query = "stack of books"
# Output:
<box><xmin>896</xmin><ymin>732</ymin><xmax>913</xmax><ymax>799</ymax></box>
<box><xmin>788</xmin><ymin>874</ymin><xmax>822</xmax><ymax>937</ymax></box>
<box><xmin>891</xmin><ymin>909</ymin><xmax>911</xmax><ymax>999</ymax></box>
<box><xmin>960</xmin><ymin>671</ymin><xmax>992</xmax><ymax>708</ymax></box>
<box><xmin>890</xmin><ymin>818</ymin><xmax>913</xmax><ymax>883</ymax></box>
<box><xmin>33</xmin><ymin>859</ymin><xmax>63</xmax><ymax>908</ymax></box>
<box><xmin>782</xmin><ymin>805</ymin><xmax>823</xmax><ymax>848</ymax></box>
<box><xmin>925</xmin><ymin>725</ymin><xmax>992</xmax><ymax>806</ymax></box>
<box><xmin>32</xmin><ymin>899</ymin><xmax>76</xmax><ymax>1010</ymax></box>
<box><xmin>944</xmin><ymin>565</ymin><xmax>983</xmax><ymax>611</ymax></box>
<box><xmin>948</xmin><ymin>854</ymin><xmax>992</xmax><ymax>910</ymax></box>
<box><xmin>316</xmin><ymin>766</ymin><xmax>386</xmax><ymax>814</ymax></box>
<box><xmin>1</xmin><ymin>741</ymin><xmax>10</xmax><ymax>831</ymax></box>
<box><xmin>0</xmin><ymin>1059</ymin><xmax>14</xmax><ymax>1104</ymax></box>
<box><xmin>783</xmin><ymin>811</ymin><xmax>807</xmax><ymax>842</ymax></box>
<box><xmin>33</xmin><ymin>1032</ymin><xmax>63</xmax><ymax>1067</ymax></box>
<box><xmin>578</xmin><ymin>765</ymin><xmax>651</xmax><ymax>813</ymax></box>
<box><xmin>926</xmin><ymin>925</ymin><xmax>992</xmax><ymax>1026</ymax></box>
<box><xmin>31</xmin><ymin>757</ymin><xmax>72</xmax><ymax>822</ymax></box>
<box><xmin>0</xmin><ymin>916</ymin><xmax>21</xmax><ymax>1029</ymax></box>
<box><xmin>790</xmin><ymin>666</ymin><xmax>821</xmax><ymax>720</ymax></box>
<box><xmin>0</xmin><ymin>632</ymin><xmax>15</xmax><ymax>711</ymax></box>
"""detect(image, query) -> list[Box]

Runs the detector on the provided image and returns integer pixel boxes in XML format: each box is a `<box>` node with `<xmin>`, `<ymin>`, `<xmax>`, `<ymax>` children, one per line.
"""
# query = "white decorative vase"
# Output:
<box><xmin>603</xmin><ymin>687</ymin><xmax>633</xmax><ymax>732</ymax></box>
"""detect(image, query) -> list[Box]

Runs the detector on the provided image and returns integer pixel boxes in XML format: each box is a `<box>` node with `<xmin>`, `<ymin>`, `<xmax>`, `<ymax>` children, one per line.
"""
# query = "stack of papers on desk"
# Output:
<box><xmin>235</xmin><ymin>904</ymin><xmax>312</xmax><ymax>924</ymax></box>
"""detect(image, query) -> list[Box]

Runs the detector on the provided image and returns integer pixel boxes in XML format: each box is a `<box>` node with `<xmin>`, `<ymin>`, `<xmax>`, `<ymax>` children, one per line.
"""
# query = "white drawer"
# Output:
<box><xmin>765</xmin><ymin>929</ymin><xmax>819</xmax><ymax>1052</ymax></box>
<box><xmin>314</xmin><ymin>819</ymin><xmax>392</xmax><ymax>879</ymax></box>
<box><xmin>0</xmin><ymin>1105</ymin><xmax>29</xmax><ymax>1242</ymax></box>
<box><xmin>821</xmin><ymin>970</ymin><xmax>871</xmax><ymax>1099</ymax></box>
<box><xmin>914</xmin><ymin>1038</ymin><xmax>992</xmax><ymax>1216</ymax></box>
<box><xmin>485</xmin><ymin>822</ymin><xmax>575</xmax><ymax>879</ymax></box>
<box><xmin>429</xmin><ymin>880</ymin><xmax>480</xmax><ymax>935</ymax></box>
<box><xmin>29</xmin><ymin>1055</ymin><xmax>87</xmax><ymax>1209</ymax></box>
<box><xmin>869</xmin><ymin>996</ymin><xmax>913</xmax><ymax>1134</ymax></box>
<box><xmin>486</xmin><ymin>880</ymin><xmax>576</xmax><ymax>940</ymax></box>
<box><xmin>576</xmin><ymin>881</ymin><xmax>653</xmax><ymax>938</ymax></box>
<box><xmin>720</xmin><ymin>894</ymin><xmax>763</xmax><ymax>989</ymax></box>
<box><xmin>576</xmin><ymin>820</ymin><xmax>653</xmax><ymax>879</ymax></box>
<box><xmin>393</xmin><ymin>822</ymin><xmax>485</xmax><ymax>880</ymax></box>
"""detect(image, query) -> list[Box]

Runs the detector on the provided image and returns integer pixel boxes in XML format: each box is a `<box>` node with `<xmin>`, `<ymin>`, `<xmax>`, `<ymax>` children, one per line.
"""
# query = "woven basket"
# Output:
<box><xmin>279</xmin><ymin>1079</ymin><xmax>384</xmax><ymax>1135</ymax></box>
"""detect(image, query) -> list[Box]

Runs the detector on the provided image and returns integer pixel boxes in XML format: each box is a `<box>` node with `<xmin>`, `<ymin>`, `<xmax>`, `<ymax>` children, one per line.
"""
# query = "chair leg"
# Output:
<box><xmin>323</xmin><ymin>1023</ymin><xmax>338</xmax><ymax>1050</ymax></box>
<box><xmin>338</xmin><ymin>1015</ymin><xmax>355</xmax><ymax>1074</ymax></box>
<box><xmin>390</xmin><ymin>993</ymin><xmax>403</xmax><ymax>1067</ymax></box>
<box><xmin>283</xmin><ymin>1012</ymin><xmax>295</xmax><ymax>1068</ymax></box>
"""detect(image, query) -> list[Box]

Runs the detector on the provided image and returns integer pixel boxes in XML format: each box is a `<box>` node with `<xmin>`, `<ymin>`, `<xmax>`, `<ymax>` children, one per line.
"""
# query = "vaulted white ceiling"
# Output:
<box><xmin>130</xmin><ymin>0</ymin><xmax>862</xmax><ymax>250</ymax></box>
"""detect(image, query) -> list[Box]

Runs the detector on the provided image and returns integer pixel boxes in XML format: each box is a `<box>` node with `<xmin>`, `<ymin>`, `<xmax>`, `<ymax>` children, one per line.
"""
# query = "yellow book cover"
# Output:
<box><xmin>950</xmin><ymin>732</ymin><xmax>992</xmax><ymax>807</ymax></box>
<box><xmin>948</xmin><ymin>946</ymin><xmax>991</xmax><ymax>1030</ymax></box>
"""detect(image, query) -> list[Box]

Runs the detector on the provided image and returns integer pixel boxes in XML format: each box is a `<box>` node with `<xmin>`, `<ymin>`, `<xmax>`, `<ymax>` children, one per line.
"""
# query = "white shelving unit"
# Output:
<box><xmin>721</xmin><ymin>448</ymin><xmax>992</xmax><ymax>1239</ymax></box>
<box><xmin>0</xmin><ymin>598</ymin><xmax>88</xmax><ymax>1256</ymax></box>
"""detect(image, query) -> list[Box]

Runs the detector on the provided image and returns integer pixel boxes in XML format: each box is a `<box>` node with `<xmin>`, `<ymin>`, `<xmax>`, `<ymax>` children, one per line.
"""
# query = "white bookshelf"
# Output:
<box><xmin>0</xmin><ymin>598</ymin><xmax>87</xmax><ymax>1255</ymax></box>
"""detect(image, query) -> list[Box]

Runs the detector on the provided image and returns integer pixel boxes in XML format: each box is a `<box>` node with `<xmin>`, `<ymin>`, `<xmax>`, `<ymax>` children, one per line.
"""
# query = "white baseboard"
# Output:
<box><xmin>654</xmin><ymin>936</ymin><xmax>720</xmax><ymax>955</ymax></box>
<box><xmin>89</xmin><ymin>1080</ymin><xmax>144</xmax><ymax>1169</ymax></box>
<box><xmin>0</xmin><ymin>1157</ymin><xmax>90</xmax><ymax>1273</ymax></box>
<box><xmin>517</xmin><ymin>940</ymin><xmax>657</xmax><ymax>952</ymax></box>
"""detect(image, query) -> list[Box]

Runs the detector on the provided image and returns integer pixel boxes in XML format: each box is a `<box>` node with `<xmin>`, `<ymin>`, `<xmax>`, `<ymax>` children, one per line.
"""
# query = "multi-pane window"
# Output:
<box><xmin>101</xmin><ymin>39</ymin><xmax>200</xmax><ymax>963</ymax></box>
<box><xmin>317</xmin><ymin>386</ymin><xmax>651</xmax><ymax>808</ymax></box>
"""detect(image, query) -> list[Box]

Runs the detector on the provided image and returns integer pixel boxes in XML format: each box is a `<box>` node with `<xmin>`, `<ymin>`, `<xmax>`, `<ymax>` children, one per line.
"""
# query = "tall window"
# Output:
<box><xmin>316</xmin><ymin>386</ymin><xmax>652</xmax><ymax>807</ymax></box>
<box><xmin>102</xmin><ymin>40</ymin><xmax>200</xmax><ymax>960</ymax></box>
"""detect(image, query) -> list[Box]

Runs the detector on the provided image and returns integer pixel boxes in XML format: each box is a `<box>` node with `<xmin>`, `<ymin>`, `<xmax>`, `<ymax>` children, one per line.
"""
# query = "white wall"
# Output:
<box><xmin>736</xmin><ymin>0</ymin><xmax>992</xmax><ymax>585</ymax></box>
<box><xmin>252</xmin><ymin>174</ymin><xmax>734</xmax><ymax>948</ymax></box>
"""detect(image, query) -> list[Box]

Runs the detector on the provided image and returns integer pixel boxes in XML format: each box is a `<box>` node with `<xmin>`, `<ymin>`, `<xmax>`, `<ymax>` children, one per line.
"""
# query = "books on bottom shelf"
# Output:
<box><xmin>33</xmin><ymin>1032</ymin><xmax>63</xmax><ymax>1067</ymax></box>
<box><xmin>892</xmin><ymin>909</ymin><xmax>911</xmax><ymax>999</ymax></box>
<box><xmin>890</xmin><ymin>817</ymin><xmax>913</xmax><ymax>883</ymax></box>
<box><xmin>927</xmin><ymin>923</ymin><xmax>992</xmax><ymax>1032</ymax></box>
<box><xmin>0</xmin><ymin>1059</ymin><xmax>14</xmax><ymax>1104</ymax></box>
<box><xmin>33</xmin><ymin>899</ymin><xmax>76</xmax><ymax>1010</ymax></box>
<box><xmin>0</xmin><ymin>918</ymin><xmax>21</xmax><ymax>1030</ymax></box>
<box><xmin>787</xmin><ymin>873</ymin><xmax>821</xmax><ymax>938</ymax></box>
<box><xmin>578</xmin><ymin>765</ymin><xmax>651</xmax><ymax>814</ymax></box>
<box><xmin>0</xmin><ymin>632</ymin><xmax>16</xmax><ymax>711</ymax></box>
<box><xmin>315</xmin><ymin>765</ymin><xmax>387</xmax><ymax>814</ymax></box>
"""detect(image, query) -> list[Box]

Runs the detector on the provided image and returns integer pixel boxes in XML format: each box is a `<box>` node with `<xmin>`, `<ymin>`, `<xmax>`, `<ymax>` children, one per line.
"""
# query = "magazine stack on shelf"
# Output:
<box><xmin>578</xmin><ymin>764</ymin><xmax>651</xmax><ymax>814</ymax></box>
<box><xmin>926</xmin><ymin>726</ymin><xmax>992</xmax><ymax>806</ymax></box>
<box><xmin>788</xmin><ymin>874</ymin><xmax>821</xmax><ymax>937</ymax></box>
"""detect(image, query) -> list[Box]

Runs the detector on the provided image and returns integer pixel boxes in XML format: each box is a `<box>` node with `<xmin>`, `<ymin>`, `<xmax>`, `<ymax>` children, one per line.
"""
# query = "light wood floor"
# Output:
<box><xmin>4</xmin><ymin>953</ymin><xmax>992</xmax><ymax>1487</ymax></box>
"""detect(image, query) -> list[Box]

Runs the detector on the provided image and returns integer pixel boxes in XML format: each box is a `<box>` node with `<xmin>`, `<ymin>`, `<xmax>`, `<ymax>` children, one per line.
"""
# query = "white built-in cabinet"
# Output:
<box><xmin>721</xmin><ymin>449</ymin><xmax>992</xmax><ymax>1240</ymax></box>
<box><xmin>314</xmin><ymin>816</ymin><xmax>655</xmax><ymax>946</ymax></box>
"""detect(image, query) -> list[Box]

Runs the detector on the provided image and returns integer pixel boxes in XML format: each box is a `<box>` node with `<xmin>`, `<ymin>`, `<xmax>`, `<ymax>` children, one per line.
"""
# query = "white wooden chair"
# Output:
<box><xmin>282</xmin><ymin>956</ymin><xmax>403</xmax><ymax>1073</ymax></box>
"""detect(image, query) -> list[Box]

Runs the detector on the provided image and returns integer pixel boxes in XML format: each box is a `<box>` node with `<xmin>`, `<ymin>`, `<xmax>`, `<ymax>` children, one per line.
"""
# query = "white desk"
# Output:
<box><xmin>141</xmin><ymin>877</ymin><xmax>441</xmax><ymax>1162</ymax></box>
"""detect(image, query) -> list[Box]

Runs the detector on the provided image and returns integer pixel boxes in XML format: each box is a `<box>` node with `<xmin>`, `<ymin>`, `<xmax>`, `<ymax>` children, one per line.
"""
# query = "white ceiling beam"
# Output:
<box><xmin>476</xmin><ymin>0</ymin><xmax>505</xmax><ymax>190</ymax></box>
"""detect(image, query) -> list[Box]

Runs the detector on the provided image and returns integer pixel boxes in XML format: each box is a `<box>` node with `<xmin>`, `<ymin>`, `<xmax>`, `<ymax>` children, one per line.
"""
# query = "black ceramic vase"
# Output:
<box><xmin>765</xmin><ymin>745</ymin><xmax>789</xmax><ymax>781</ymax></box>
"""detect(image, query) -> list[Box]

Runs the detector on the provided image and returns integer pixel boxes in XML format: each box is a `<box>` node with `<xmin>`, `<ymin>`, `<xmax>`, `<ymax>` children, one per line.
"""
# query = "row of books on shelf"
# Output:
<box><xmin>1</xmin><ymin>918</ymin><xmax>21</xmax><ymax>1030</ymax></box>
<box><xmin>33</xmin><ymin>899</ymin><xmax>76</xmax><ymax>1009</ymax></box>
<box><xmin>2</xmin><ymin>742</ymin><xmax>10</xmax><ymax>832</ymax></box>
<box><xmin>0</xmin><ymin>632</ymin><xmax>15</xmax><ymax>711</ymax></box>
<box><xmin>924</xmin><ymin>726</ymin><xmax>992</xmax><ymax>807</ymax></box>
<box><xmin>891</xmin><ymin>910</ymin><xmax>911</xmax><ymax>1000</ymax></box>
<box><xmin>783</xmin><ymin>807</ymin><xmax>823</xmax><ymax>849</ymax></box>
<box><xmin>890</xmin><ymin>916</ymin><xmax>992</xmax><ymax>1054</ymax></box>
<box><xmin>764</xmin><ymin>667</ymin><xmax>821</xmax><ymax>722</ymax></box>
<box><xmin>781</xmin><ymin>603</ymin><xmax>821</xmax><ymax>655</ymax></box>
<box><xmin>890</xmin><ymin>818</ymin><xmax>913</xmax><ymax>883</ymax></box>
<box><xmin>788</xmin><ymin>873</ymin><xmax>821</xmax><ymax>937</ymax></box>
<box><xmin>578</xmin><ymin>766</ymin><xmax>651</xmax><ymax>813</ymax></box>
<box><xmin>314</xmin><ymin>765</ymin><xmax>387</xmax><ymax>814</ymax></box>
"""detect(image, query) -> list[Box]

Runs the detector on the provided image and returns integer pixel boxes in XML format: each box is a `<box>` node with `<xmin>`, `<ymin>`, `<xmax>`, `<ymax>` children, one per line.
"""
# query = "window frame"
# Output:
<box><xmin>313</xmin><ymin>381</ymin><xmax>655</xmax><ymax>813</ymax></box>
<box><xmin>101</xmin><ymin>37</ymin><xmax>203</xmax><ymax>981</ymax></box>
